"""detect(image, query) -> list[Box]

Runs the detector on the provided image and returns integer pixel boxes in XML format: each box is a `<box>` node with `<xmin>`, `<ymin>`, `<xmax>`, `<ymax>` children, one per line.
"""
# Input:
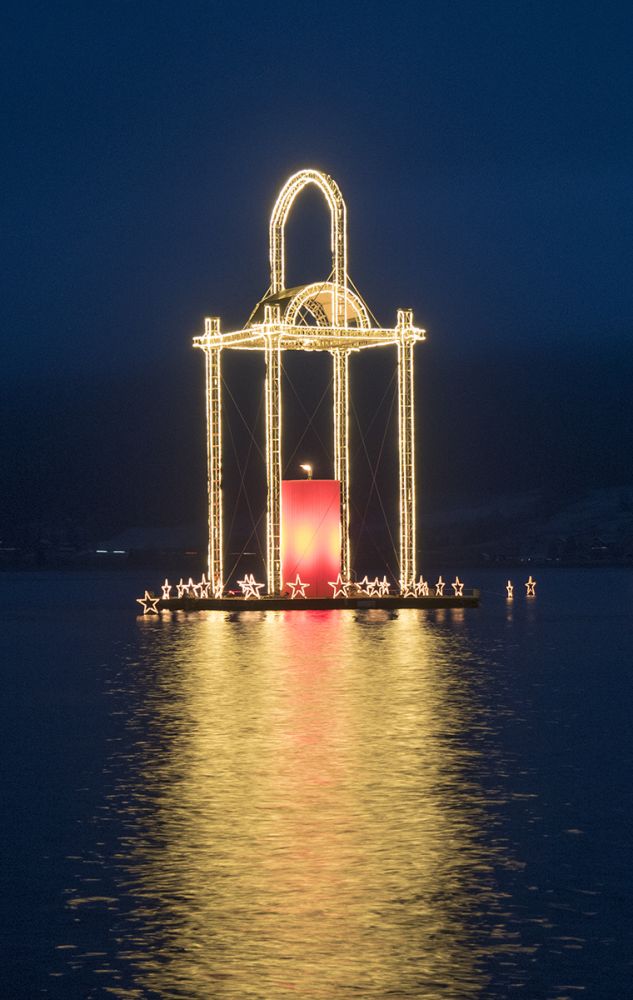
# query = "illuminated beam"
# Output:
<box><xmin>204</xmin><ymin>318</ymin><xmax>223</xmax><ymax>588</ymax></box>
<box><xmin>332</xmin><ymin>348</ymin><xmax>351</xmax><ymax>580</ymax></box>
<box><xmin>264</xmin><ymin>307</ymin><xmax>282</xmax><ymax>594</ymax></box>
<box><xmin>397</xmin><ymin>309</ymin><xmax>416</xmax><ymax>590</ymax></box>
<box><xmin>193</xmin><ymin>324</ymin><xmax>425</xmax><ymax>353</ymax></box>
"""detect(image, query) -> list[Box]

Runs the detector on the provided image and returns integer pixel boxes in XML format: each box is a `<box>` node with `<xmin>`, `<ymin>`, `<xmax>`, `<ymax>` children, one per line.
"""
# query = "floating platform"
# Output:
<box><xmin>151</xmin><ymin>590</ymin><xmax>480</xmax><ymax>613</ymax></box>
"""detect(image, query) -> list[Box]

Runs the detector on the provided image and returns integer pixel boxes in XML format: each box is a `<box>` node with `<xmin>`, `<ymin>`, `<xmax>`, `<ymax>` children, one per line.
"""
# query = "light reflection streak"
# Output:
<box><xmin>64</xmin><ymin>610</ymin><xmax>525</xmax><ymax>997</ymax></box>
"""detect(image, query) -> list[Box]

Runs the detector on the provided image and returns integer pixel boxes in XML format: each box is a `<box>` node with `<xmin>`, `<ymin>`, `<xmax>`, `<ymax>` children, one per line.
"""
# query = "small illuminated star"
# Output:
<box><xmin>238</xmin><ymin>573</ymin><xmax>264</xmax><ymax>598</ymax></box>
<box><xmin>402</xmin><ymin>581</ymin><xmax>417</xmax><ymax>597</ymax></box>
<box><xmin>328</xmin><ymin>573</ymin><xmax>350</xmax><ymax>598</ymax></box>
<box><xmin>212</xmin><ymin>578</ymin><xmax>223</xmax><ymax>599</ymax></box>
<box><xmin>176</xmin><ymin>578</ymin><xmax>187</xmax><ymax>598</ymax></box>
<box><xmin>378</xmin><ymin>576</ymin><xmax>390</xmax><ymax>596</ymax></box>
<box><xmin>186</xmin><ymin>577</ymin><xmax>197</xmax><ymax>597</ymax></box>
<box><xmin>196</xmin><ymin>573</ymin><xmax>209</xmax><ymax>598</ymax></box>
<box><xmin>367</xmin><ymin>576</ymin><xmax>381</xmax><ymax>596</ymax></box>
<box><xmin>435</xmin><ymin>576</ymin><xmax>445</xmax><ymax>596</ymax></box>
<box><xmin>506</xmin><ymin>580</ymin><xmax>514</xmax><ymax>599</ymax></box>
<box><xmin>161</xmin><ymin>578</ymin><xmax>172</xmax><ymax>600</ymax></box>
<box><xmin>287</xmin><ymin>574</ymin><xmax>310</xmax><ymax>599</ymax></box>
<box><xmin>357</xmin><ymin>575</ymin><xmax>372</xmax><ymax>595</ymax></box>
<box><xmin>525</xmin><ymin>575</ymin><xmax>536</xmax><ymax>596</ymax></box>
<box><xmin>452</xmin><ymin>576</ymin><xmax>464</xmax><ymax>597</ymax></box>
<box><xmin>415</xmin><ymin>575</ymin><xmax>428</xmax><ymax>596</ymax></box>
<box><xmin>136</xmin><ymin>591</ymin><xmax>160</xmax><ymax>615</ymax></box>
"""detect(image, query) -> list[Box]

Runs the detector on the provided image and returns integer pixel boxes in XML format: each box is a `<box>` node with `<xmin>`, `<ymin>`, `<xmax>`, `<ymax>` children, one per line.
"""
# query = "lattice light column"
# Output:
<box><xmin>204</xmin><ymin>317</ymin><xmax>223</xmax><ymax>588</ymax></box>
<box><xmin>397</xmin><ymin>309</ymin><xmax>416</xmax><ymax>590</ymax></box>
<box><xmin>332</xmin><ymin>348</ymin><xmax>351</xmax><ymax>580</ymax></box>
<box><xmin>264</xmin><ymin>306</ymin><xmax>283</xmax><ymax>594</ymax></box>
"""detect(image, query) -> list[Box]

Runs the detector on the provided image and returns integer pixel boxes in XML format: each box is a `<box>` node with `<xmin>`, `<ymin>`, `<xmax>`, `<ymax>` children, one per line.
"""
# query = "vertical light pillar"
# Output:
<box><xmin>397</xmin><ymin>309</ymin><xmax>416</xmax><ymax>590</ymax></box>
<box><xmin>204</xmin><ymin>317</ymin><xmax>223</xmax><ymax>589</ymax></box>
<box><xmin>332</xmin><ymin>348</ymin><xmax>351</xmax><ymax>580</ymax></box>
<box><xmin>264</xmin><ymin>306</ymin><xmax>282</xmax><ymax>594</ymax></box>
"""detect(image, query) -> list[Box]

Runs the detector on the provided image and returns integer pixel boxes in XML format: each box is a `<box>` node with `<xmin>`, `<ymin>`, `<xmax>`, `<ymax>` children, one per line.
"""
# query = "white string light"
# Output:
<box><xmin>136</xmin><ymin>591</ymin><xmax>160</xmax><ymax>615</ymax></box>
<box><xmin>192</xmin><ymin>169</ymin><xmax>426</xmax><ymax>601</ymax></box>
<box><xmin>525</xmin><ymin>575</ymin><xmax>536</xmax><ymax>596</ymax></box>
<box><xmin>238</xmin><ymin>573</ymin><xmax>265</xmax><ymax>599</ymax></box>
<box><xmin>328</xmin><ymin>573</ymin><xmax>350</xmax><ymax>598</ymax></box>
<box><xmin>415</xmin><ymin>576</ymin><xmax>429</xmax><ymax>596</ymax></box>
<box><xmin>287</xmin><ymin>574</ymin><xmax>310</xmax><ymax>598</ymax></box>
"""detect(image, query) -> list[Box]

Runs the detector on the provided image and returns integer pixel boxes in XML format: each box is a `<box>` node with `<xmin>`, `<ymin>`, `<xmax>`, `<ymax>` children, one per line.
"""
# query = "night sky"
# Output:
<box><xmin>3</xmin><ymin>0</ymin><xmax>632</xmax><ymax>547</ymax></box>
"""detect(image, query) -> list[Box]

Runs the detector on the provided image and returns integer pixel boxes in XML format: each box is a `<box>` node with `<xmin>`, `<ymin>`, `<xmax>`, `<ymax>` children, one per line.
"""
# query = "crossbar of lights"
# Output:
<box><xmin>193</xmin><ymin>169</ymin><xmax>425</xmax><ymax>597</ymax></box>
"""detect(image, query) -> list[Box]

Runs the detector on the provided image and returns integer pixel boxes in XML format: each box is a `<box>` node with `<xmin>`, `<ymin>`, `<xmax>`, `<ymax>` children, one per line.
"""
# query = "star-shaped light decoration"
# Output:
<box><xmin>506</xmin><ymin>580</ymin><xmax>514</xmax><ymax>599</ymax></box>
<box><xmin>415</xmin><ymin>576</ymin><xmax>429</xmax><ymax>597</ymax></box>
<box><xmin>366</xmin><ymin>577</ymin><xmax>380</xmax><ymax>596</ymax></box>
<box><xmin>176</xmin><ymin>578</ymin><xmax>187</xmax><ymax>598</ymax></box>
<box><xmin>356</xmin><ymin>575</ymin><xmax>372</xmax><ymax>596</ymax></box>
<box><xmin>378</xmin><ymin>576</ymin><xmax>391</xmax><ymax>596</ymax></box>
<box><xmin>238</xmin><ymin>573</ymin><xmax>265</xmax><ymax>599</ymax></box>
<box><xmin>452</xmin><ymin>576</ymin><xmax>464</xmax><ymax>597</ymax></box>
<box><xmin>402</xmin><ymin>581</ymin><xmax>417</xmax><ymax>598</ymax></box>
<box><xmin>136</xmin><ymin>591</ymin><xmax>160</xmax><ymax>615</ymax></box>
<box><xmin>212</xmin><ymin>578</ymin><xmax>224</xmax><ymax>599</ymax></box>
<box><xmin>161</xmin><ymin>578</ymin><xmax>172</xmax><ymax>600</ymax></box>
<box><xmin>525</xmin><ymin>575</ymin><xmax>536</xmax><ymax>596</ymax></box>
<box><xmin>328</xmin><ymin>573</ymin><xmax>350</xmax><ymax>598</ymax></box>
<box><xmin>186</xmin><ymin>577</ymin><xmax>197</xmax><ymax>597</ymax></box>
<box><xmin>197</xmin><ymin>573</ymin><xmax>209</xmax><ymax>598</ymax></box>
<box><xmin>287</xmin><ymin>574</ymin><xmax>310</xmax><ymax>599</ymax></box>
<box><xmin>435</xmin><ymin>576</ymin><xmax>445</xmax><ymax>596</ymax></box>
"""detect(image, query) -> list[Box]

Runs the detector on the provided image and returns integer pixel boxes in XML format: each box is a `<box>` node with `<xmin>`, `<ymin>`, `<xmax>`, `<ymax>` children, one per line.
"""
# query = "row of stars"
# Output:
<box><xmin>137</xmin><ymin>575</ymin><xmax>538</xmax><ymax>613</ymax></box>
<box><xmin>137</xmin><ymin>573</ymin><xmax>469</xmax><ymax>611</ymax></box>
<box><xmin>234</xmin><ymin>574</ymin><xmax>467</xmax><ymax>600</ymax></box>
<box><xmin>506</xmin><ymin>576</ymin><xmax>537</xmax><ymax>597</ymax></box>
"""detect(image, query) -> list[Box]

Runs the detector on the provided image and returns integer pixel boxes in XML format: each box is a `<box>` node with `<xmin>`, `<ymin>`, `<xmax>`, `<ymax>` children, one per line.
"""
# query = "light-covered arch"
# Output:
<box><xmin>284</xmin><ymin>281</ymin><xmax>371</xmax><ymax>329</ymax></box>
<box><xmin>269</xmin><ymin>170</ymin><xmax>348</xmax><ymax>323</ymax></box>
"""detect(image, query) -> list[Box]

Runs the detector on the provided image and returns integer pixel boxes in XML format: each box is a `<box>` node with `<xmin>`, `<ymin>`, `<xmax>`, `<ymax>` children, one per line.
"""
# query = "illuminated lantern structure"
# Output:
<box><xmin>281</xmin><ymin>479</ymin><xmax>341</xmax><ymax>598</ymax></box>
<box><xmin>193</xmin><ymin>169</ymin><xmax>426</xmax><ymax>595</ymax></box>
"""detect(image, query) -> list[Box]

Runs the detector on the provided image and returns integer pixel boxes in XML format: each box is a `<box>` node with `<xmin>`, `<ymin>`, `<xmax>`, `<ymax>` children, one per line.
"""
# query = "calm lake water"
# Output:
<box><xmin>2</xmin><ymin>568</ymin><xmax>632</xmax><ymax>998</ymax></box>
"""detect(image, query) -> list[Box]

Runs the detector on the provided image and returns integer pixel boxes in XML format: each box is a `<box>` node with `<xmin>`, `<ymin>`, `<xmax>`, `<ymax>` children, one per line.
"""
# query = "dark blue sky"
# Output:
<box><xmin>3</xmin><ymin>0</ymin><xmax>632</xmax><ymax>535</ymax></box>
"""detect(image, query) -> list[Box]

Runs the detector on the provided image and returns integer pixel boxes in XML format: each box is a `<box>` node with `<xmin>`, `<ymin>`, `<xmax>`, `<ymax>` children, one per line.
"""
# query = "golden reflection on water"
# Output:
<box><xmin>74</xmin><ymin>610</ymin><xmax>518</xmax><ymax>997</ymax></box>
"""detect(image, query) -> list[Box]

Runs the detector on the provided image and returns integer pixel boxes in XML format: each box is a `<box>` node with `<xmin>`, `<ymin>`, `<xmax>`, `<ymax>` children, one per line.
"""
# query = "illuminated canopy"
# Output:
<box><xmin>194</xmin><ymin>169</ymin><xmax>425</xmax><ymax>595</ymax></box>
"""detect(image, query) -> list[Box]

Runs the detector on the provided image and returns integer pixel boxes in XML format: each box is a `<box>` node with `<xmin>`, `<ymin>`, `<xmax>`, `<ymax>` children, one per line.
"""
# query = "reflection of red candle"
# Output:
<box><xmin>281</xmin><ymin>480</ymin><xmax>341</xmax><ymax>598</ymax></box>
